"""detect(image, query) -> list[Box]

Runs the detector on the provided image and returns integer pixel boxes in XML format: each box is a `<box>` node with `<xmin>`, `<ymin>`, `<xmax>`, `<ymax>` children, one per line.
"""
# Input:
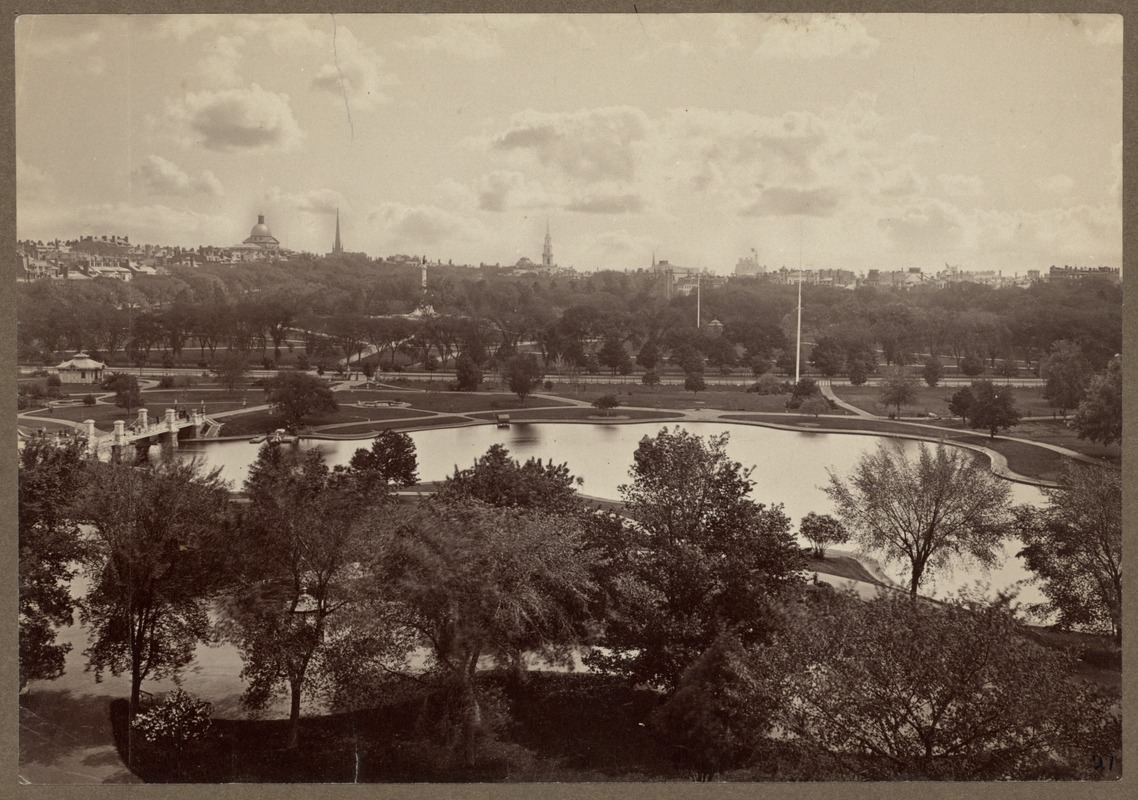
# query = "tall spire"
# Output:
<box><xmin>333</xmin><ymin>208</ymin><xmax>343</xmax><ymax>253</ymax></box>
<box><xmin>542</xmin><ymin>219</ymin><xmax>553</xmax><ymax>268</ymax></box>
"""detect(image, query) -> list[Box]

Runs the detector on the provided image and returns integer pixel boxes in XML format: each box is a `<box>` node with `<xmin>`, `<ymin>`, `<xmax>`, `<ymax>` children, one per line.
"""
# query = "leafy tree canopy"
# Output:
<box><xmin>825</xmin><ymin>441</ymin><xmax>1012</xmax><ymax>596</ymax></box>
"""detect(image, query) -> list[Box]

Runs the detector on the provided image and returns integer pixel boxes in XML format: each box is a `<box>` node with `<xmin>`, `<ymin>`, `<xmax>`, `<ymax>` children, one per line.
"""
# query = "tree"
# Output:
<box><xmin>651</xmin><ymin>632</ymin><xmax>775</xmax><ymax>780</ymax></box>
<box><xmin>438</xmin><ymin>443</ymin><xmax>583</xmax><ymax>515</ymax></box>
<box><xmin>809</xmin><ymin>335</ymin><xmax>845</xmax><ymax>378</ymax></box>
<box><xmin>769</xmin><ymin>592</ymin><xmax>1119</xmax><ymax>780</ymax></box>
<box><xmin>588</xmin><ymin>428</ymin><xmax>804</xmax><ymax>690</ymax></box>
<box><xmin>454</xmin><ymin>353</ymin><xmax>482</xmax><ymax>391</ymax></box>
<box><xmin>968</xmin><ymin>379</ymin><xmax>1021</xmax><ymax>438</ymax></box>
<box><xmin>503</xmin><ymin>353</ymin><xmax>543</xmax><ymax>404</ymax></box>
<box><xmin>641</xmin><ymin>370</ymin><xmax>660</xmax><ymax>386</ymax></box>
<box><xmin>1073</xmin><ymin>356</ymin><xmax>1122</xmax><ymax>447</ymax></box>
<box><xmin>921</xmin><ymin>356</ymin><xmax>943</xmax><ymax>387</ymax></box>
<box><xmin>847</xmin><ymin>359</ymin><xmax>868</xmax><ymax>386</ymax></box>
<box><xmin>102</xmin><ymin>372</ymin><xmax>142</xmax><ymax>412</ymax></box>
<box><xmin>636</xmin><ymin>340</ymin><xmax>660</xmax><ymax>371</ymax></box>
<box><xmin>1016</xmin><ymin>464</ymin><xmax>1121</xmax><ymax>642</ymax></box>
<box><xmin>799</xmin><ymin>395</ymin><xmax>830</xmax><ymax>419</ymax></box>
<box><xmin>212</xmin><ymin>350</ymin><xmax>248</xmax><ymax>395</ymax></box>
<box><xmin>78</xmin><ymin>460</ymin><xmax>232</xmax><ymax>717</ymax></box>
<box><xmin>799</xmin><ymin>512</ymin><xmax>849</xmax><ymax>558</ymax></box>
<box><xmin>19</xmin><ymin>436</ymin><xmax>89</xmax><ymax>688</ymax></box>
<box><xmin>684</xmin><ymin>374</ymin><xmax>707</xmax><ymax>395</ymax></box>
<box><xmin>592</xmin><ymin>394</ymin><xmax>620</xmax><ymax>416</ymax></box>
<box><xmin>597</xmin><ymin>335</ymin><xmax>626</xmax><ymax>375</ymax></box>
<box><xmin>346</xmin><ymin>429</ymin><xmax>419</xmax><ymax>493</ymax></box>
<box><xmin>878</xmin><ymin>366</ymin><xmax>918</xmax><ymax>418</ymax></box>
<box><xmin>373</xmin><ymin>500</ymin><xmax>598</xmax><ymax>764</ymax></box>
<box><xmin>947</xmin><ymin>386</ymin><xmax>974</xmax><ymax>424</ymax></box>
<box><xmin>228</xmin><ymin>441</ymin><xmax>408</xmax><ymax>749</ymax></box>
<box><xmin>264</xmin><ymin>370</ymin><xmax>338</xmax><ymax>430</ymax></box>
<box><xmin>825</xmin><ymin>441</ymin><xmax>1012</xmax><ymax>597</ymax></box>
<box><xmin>1040</xmin><ymin>340</ymin><xmax>1091</xmax><ymax>416</ymax></box>
<box><xmin>959</xmin><ymin>352</ymin><xmax>985</xmax><ymax>377</ymax></box>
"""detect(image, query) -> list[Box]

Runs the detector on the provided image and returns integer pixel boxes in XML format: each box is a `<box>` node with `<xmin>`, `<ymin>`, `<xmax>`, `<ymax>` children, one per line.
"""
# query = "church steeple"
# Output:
<box><xmin>333</xmin><ymin>208</ymin><xmax>343</xmax><ymax>253</ymax></box>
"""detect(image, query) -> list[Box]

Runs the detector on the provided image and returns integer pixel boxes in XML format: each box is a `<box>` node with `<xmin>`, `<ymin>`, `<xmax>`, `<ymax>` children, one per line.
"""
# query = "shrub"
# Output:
<box><xmin>543</xmin><ymin>380</ymin><xmax>553</xmax><ymax>391</ymax></box>
<box><xmin>131</xmin><ymin>689</ymin><xmax>212</xmax><ymax>751</ymax></box>
<box><xmin>162</xmin><ymin>355</ymin><xmax>174</xmax><ymax>369</ymax></box>
<box><xmin>83</xmin><ymin>394</ymin><xmax>96</xmax><ymax>405</ymax></box>
<box><xmin>642</xmin><ymin>370</ymin><xmax>660</xmax><ymax>386</ymax></box>
<box><xmin>45</xmin><ymin>374</ymin><xmax>61</xmax><ymax>389</ymax></box>
<box><xmin>746</xmin><ymin>373</ymin><xmax>785</xmax><ymax>395</ymax></box>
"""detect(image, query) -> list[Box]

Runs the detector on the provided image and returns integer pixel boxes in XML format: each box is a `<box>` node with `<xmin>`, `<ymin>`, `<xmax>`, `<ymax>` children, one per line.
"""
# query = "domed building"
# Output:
<box><xmin>242</xmin><ymin>214</ymin><xmax>280</xmax><ymax>251</ymax></box>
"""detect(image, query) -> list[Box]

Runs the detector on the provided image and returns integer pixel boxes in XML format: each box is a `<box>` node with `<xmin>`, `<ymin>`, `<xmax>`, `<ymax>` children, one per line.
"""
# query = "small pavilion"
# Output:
<box><xmin>55</xmin><ymin>352</ymin><xmax>106</xmax><ymax>384</ymax></box>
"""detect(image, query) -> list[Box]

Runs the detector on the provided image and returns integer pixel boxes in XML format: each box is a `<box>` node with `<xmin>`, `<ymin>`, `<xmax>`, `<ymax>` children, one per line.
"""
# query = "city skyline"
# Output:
<box><xmin>16</xmin><ymin>13</ymin><xmax>1123</xmax><ymax>273</ymax></box>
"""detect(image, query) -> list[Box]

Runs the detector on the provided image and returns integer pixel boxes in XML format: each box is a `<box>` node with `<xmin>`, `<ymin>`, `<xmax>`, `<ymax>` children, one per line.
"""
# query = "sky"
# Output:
<box><xmin>15</xmin><ymin>13</ymin><xmax>1123</xmax><ymax>274</ymax></box>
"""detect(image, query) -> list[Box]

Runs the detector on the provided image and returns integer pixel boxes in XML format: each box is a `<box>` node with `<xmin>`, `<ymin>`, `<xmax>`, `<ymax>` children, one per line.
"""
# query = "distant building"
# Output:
<box><xmin>55</xmin><ymin>352</ymin><xmax>105</xmax><ymax>384</ymax></box>
<box><xmin>735</xmin><ymin>249</ymin><xmax>765</xmax><ymax>276</ymax></box>
<box><xmin>1049</xmin><ymin>264</ymin><xmax>1121</xmax><ymax>282</ymax></box>
<box><xmin>332</xmin><ymin>208</ymin><xmax>343</xmax><ymax>254</ymax></box>
<box><xmin>241</xmin><ymin>214</ymin><xmax>281</xmax><ymax>251</ymax></box>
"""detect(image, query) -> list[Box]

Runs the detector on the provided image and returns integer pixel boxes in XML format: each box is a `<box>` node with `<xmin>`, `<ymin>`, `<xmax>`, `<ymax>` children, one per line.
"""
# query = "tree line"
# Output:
<box><xmin>18</xmin><ymin>258</ymin><xmax>1121</xmax><ymax>384</ymax></box>
<box><xmin>19</xmin><ymin>425</ymin><xmax>1120</xmax><ymax>780</ymax></box>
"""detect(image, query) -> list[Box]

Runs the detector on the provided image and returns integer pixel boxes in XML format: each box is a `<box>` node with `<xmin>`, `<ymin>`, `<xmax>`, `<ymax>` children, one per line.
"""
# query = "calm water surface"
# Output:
<box><xmin>178</xmin><ymin>422</ymin><xmax>1046</xmax><ymax>603</ymax></box>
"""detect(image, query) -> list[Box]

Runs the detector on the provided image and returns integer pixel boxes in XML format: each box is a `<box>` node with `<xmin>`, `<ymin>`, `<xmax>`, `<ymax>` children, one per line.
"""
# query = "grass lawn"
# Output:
<box><xmin>313</xmin><ymin>416</ymin><xmax>474</xmax><ymax>435</ymax></box>
<box><xmin>551</xmin><ymin>386</ymin><xmax>836</xmax><ymax>414</ymax></box>
<box><xmin>213</xmin><ymin>406</ymin><xmax>437</xmax><ymax>437</ymax></box>
<box><xmin>139</xmin><ymin>389</ymin><xmax>267</xmax><ymax>405</ymax></box>
<box><xmin>832</xmin><ymin>384</ymin><xmax>1053</xmax><ymax>419</ymax></box>
<box><xmin>721</xmin><ymin>414</ymin><xmax>1071</xmax><ymax>481</ymax></box>
<box><xmin>23</xmin><ymin>402</ymin><xmax>137</xmax><ymax>431</ymax></box>
<box><xmin>334</xmin><ymin>390</ymin><xmax>573</xmax><ymax>414</ymax></box>
<box><xmin>467</xmin><ymin>408</ymin><xmax>685</xmax><ymax>423</ymax></box>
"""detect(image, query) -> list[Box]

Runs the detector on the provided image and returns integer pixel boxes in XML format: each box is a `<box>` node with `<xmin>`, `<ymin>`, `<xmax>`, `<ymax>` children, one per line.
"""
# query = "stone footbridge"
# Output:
<box><xmin>83</xmin><ymin>407</ymin><xmax>208</xmax><ymax>456</ymax></box>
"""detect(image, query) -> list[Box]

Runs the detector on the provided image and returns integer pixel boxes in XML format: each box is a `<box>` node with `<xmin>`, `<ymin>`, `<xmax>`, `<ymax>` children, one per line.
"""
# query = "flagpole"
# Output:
<box><xmin>795</xmin><ymin>225</ymin><xmax>803</xmax><ymax>384</ymax></box>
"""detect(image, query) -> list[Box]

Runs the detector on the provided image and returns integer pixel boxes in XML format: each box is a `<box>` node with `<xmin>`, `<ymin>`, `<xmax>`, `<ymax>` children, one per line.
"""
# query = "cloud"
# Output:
<box><xmin>156</xmin><ymin>16</ymin><xmax>224</xmax><ymax>42</ymax></box>
<box><xmin>591</xmin><ymin>229</ymin><xmax>658</xmax><ymax>261</ymax></box>
<box><xmin>566</xmin><ymin>188</ymin><xmax>645</xmax><ymax>214</ymax></box>
<box><xmin>1036</xmin><ymin>173</ymin><xmax>1075</xmax><ymax>194</ymax></box>
<box><xmin>474</xmin><ymin>171</ymin><xmax>553</xmax><ymax>212</ymax></box>
<box><xmin>131</xmin><ymin>156</ymin><xmax>222</xmax><ymax>197</ymax></box>
<box><xmin>19</xmin><ymin>201</ymin><xmax>234</xmax><ymax>246</ymax></box>
<box><xmin>878</xmin><ymin>200</ymin><xmax>967</xmax><ymax>253</ymax></box>
<box><xmin>196</xmin><ymin>34</ymin><xmax>245</xmax><ymax>86</ymax></box>
<box><xmin>400</xmin><ymin>19</ymin><xmax>505</xmax><ymax>59</ymax></box>
<box><xmin>937</xmin><ymin>173</ymin><xmax>985</xmax><ymax>198</ymax></box>
<box><xmin>16</xmin><ymin>156</ymin><xmax>51</xmax><ymax>199</ymax></box>
<box><xmin>872</xmin><ymin>167</ymin><xmax>927</xmax><ymax>199</ymax></box>
<box><xmin>165</xmin><ymin>84</ymin><xmax>304</xmax><ymax>152</ymax></box>
<box><xmin>742</xmin><ymin>186</ymin><xmax>841</xmax><ymax>217</ymax></box>
<box><xmin>18</xmin><ymin>17</ymin><xmax>101</xmax><ymax>55</ymax></box>
<box><xmin>369</xmin><ymin>203</ymin><xmax>487</xmax><ymax>247</ymax></box>
<box><xmin>756</xmin><ymin>14</ymin><xmax>879</xmax><ymax>59</ymax></box>
<box><xmin>265</xmin><ymin>188</ymin><xmax>348</xmax><ymax>216</ymax></box>
<box><xmin>311</xmin><ymin>24</ymin><xmax>391</xmax><ymax>111</ymax></box>
<box><xmin>492</xmin><ymin>106</ymin><xmax>652</xmax><ymax>182</ymax></box>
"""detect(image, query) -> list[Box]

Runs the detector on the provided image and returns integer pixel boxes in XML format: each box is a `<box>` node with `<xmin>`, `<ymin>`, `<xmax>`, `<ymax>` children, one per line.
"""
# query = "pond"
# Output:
<box><xmin>178</xmin><ymin>421</ymin><xmax>1047</xmax><ymax>605</ymax></box>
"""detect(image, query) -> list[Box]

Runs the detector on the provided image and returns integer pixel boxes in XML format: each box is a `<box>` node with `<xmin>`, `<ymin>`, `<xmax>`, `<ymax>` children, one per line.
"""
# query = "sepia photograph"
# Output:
<box><xmin>14</xmin><ymin>9</ymin><xmax>1125</xmax><ymax>786</ymax></box>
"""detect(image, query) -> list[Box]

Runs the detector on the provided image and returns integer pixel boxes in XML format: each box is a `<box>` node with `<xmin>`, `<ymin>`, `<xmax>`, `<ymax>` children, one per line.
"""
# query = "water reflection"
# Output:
<box><xmin>178</xmin><ymin>422</ymin><xmax>1045</xmax><ymax>604</ymax></box>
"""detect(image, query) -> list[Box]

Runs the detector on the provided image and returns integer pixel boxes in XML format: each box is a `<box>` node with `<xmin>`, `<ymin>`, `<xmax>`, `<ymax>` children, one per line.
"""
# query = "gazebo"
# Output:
<box><xmin>55</xmin><ymin>352</ymin><xmax>106</xmax><ymax>384</ymax></box>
